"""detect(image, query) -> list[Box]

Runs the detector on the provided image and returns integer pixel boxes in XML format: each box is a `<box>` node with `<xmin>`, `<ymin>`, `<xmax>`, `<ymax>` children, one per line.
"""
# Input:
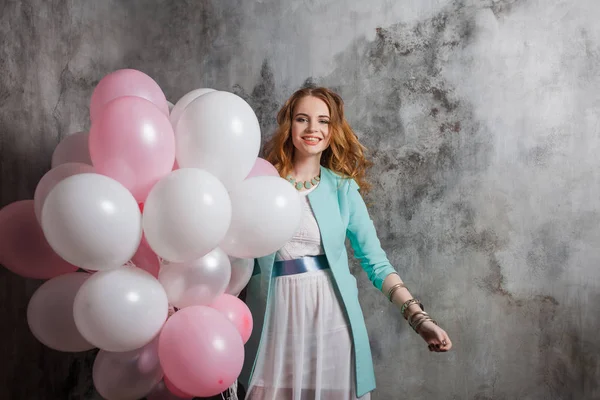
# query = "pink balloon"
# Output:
<box><xmin>51</xmin><ymin>131</ymin><xmax>92</xmax><ymax>168</ymax></box>
<box><xmin>34</xmin><ymin>162</ymin><xmax>95</xmax><ymax>223</ymax></box>
<box><xmin>131</xmin><ymin>235</ymin><xmax>160</xmax><ymax>278</ymax></box>
<box><xmin>245</xmin><ymin>157</ymin><xmax>279</xmax><ymax>179</ymax></box>
<box><xmin>164</xmin><ymin>376</ymin><xmax>194</xmax><ymax>398</ymax></box>
<box><xmin>0</xmin><ymin>200</ymin><xmax>78</xmax><ymax>279</ymax></box>
<box><xmin>208</xmin><ymin>294</ymin><xmax>253</xmax><ymax>344</ymax></box>
<box><xmin>89</xmin><ymin>96</ymin><xmax>176</xmax><ymax>202</ymax></box>
<box><xmin>90</xmin><ymin>69</ymin><xmax>169</xmax><ymax>122</ymax></box>
<box><xmin>158</xmin><ymin>306</ymin><xmax>244</xmax><ymax>397</ymax></box>
<box><xmin>147</xmin><ymin>380</ymin><xmax>192</xmax><ymax>400</ymax></box>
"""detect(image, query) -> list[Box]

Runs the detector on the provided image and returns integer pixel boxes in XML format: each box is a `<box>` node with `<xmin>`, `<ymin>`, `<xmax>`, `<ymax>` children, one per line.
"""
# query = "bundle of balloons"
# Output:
<box><xmin>0</xmin><ymin>69</ymin><xmax>304</xmax><ymax>399</ymax></box>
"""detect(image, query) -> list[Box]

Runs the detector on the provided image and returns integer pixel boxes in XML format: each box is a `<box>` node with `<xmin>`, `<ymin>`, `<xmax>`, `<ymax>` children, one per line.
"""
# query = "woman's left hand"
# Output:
<box><xmin>417</xmin><ymin>321</ymin><xmax>452</xmax><ymax>352</ymax></box>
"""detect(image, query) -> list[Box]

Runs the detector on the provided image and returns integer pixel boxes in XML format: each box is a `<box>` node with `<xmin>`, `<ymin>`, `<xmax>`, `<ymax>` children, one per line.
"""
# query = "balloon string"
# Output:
<box><xmin>222</xmin><ymin>379</ymin><xmax>239</xmax><ymax>400</ymax></box>
<box><xmin>124</xmin><ymin>259</ymin><xmax>137</xmax><ymax>268</ymax></box>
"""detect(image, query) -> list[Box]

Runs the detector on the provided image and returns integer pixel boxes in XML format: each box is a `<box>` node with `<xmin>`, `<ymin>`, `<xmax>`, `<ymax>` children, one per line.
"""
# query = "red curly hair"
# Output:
<box><xmin>264</xmin><ymin>87</ymin><xmax>372</xmax><ymax>192</ymax></box>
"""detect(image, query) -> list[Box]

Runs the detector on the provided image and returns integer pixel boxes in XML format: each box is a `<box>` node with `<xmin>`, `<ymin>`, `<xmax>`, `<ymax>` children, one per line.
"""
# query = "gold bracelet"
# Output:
<box><xmin>408</xmin><ymin>311</ymin><xmax>427</xmax><ymax>327</ymax></box>
<box><xmin>401</xmin><ymin>299</ymin><xmax>423</xmax><ymax>319</ymax></box>
<box><xmin>408</xmin><ymin>310</ymin><xmax>429</xmax><ymax>326</ymax></box>
<box><xmin>412</xmin><ymin>316</ymin><xmax>437</xmax><ymax>334</ymax></box>
<box><xmin>387</xmin><ymin>283</ymin><xmax>406</xmax><ymax>302</ymax></box>
<box><xmin>412</xmin><ymin>317</ymin><xmax>428</xmax><ymax>333</ymax></box>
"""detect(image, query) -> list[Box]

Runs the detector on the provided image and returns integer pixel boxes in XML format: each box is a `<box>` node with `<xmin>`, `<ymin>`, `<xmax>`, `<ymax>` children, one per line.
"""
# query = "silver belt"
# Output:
<box><xmin>272</xmin><ymin>255</ymin><xmax>329</xmax><ymax>277</ymax></box>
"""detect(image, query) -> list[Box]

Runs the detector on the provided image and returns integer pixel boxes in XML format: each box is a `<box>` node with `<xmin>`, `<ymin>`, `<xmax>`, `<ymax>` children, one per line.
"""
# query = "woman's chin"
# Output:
<box><xmin>294</xmin><ymin>145</ymin><xmax>327</xmax><ymax>158</ymax></box>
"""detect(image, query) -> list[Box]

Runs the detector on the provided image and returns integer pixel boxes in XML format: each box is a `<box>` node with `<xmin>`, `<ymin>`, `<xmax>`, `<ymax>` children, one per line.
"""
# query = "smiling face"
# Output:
<box><xmin>291</xmin><ymin>96</ymin><xmax>331</xmax><ymax>159</ymax></box>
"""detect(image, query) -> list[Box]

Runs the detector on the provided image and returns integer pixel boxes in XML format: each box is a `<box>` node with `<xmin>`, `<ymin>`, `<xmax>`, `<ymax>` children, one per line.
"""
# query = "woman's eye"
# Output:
<box><xmin>319</xmin><ymin>120</ymin><xmax>330</xmax><ymax>124</ymax></box>
<box><xmin>296</xmin><ymin>117</ymin><xmax>307</xmax><ymax>123</ymax></box>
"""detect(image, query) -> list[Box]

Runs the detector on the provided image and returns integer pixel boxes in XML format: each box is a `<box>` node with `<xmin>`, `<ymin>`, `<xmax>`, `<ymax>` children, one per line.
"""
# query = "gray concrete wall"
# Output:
<box><xmin>1</xmin><ymin>0</ymin><xmax>599</xmax><ymax>398</ymax></box>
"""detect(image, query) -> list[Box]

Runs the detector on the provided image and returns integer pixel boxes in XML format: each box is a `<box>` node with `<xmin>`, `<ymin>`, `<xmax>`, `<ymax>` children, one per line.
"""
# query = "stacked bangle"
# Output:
<box><xmin>384</xmin><ymin>278</ymin><xmax>438</xmax><ymax>334</ymax></box>
<box><xmin>408</xmin><ymin>310</ymin><xmax>437</xmax><ymax>333</ymax></box>
<box><xmin>400</xmin><ymin>298</ymin><xmax>424</xmax><ymax>320</ymax></box>
<box><xmin>386</xmin><ymin>282</ymin><xmax>406</xmax><ymax>302</ymax></box>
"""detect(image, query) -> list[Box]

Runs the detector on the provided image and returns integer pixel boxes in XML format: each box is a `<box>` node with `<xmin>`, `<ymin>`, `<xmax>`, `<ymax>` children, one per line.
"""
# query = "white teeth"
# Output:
<box><xmin>304</xmin><ymin>137</ymin><xmax>319</xmax><ymax>142</ymax></box>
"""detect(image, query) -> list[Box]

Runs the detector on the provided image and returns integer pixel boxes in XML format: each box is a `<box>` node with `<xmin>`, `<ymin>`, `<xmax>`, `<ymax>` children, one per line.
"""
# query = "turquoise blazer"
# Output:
<box><xmin>239</xmin><ymin>166</ymin><xmax>396</xmax><ymax>397</ymax></box>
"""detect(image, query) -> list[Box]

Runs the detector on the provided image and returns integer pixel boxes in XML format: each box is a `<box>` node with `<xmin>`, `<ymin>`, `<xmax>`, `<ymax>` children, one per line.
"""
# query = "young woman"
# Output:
<box><xmin>239</xmin><ymin>87</ymin><xmax>452</xmax><ymax>400</ymax></box>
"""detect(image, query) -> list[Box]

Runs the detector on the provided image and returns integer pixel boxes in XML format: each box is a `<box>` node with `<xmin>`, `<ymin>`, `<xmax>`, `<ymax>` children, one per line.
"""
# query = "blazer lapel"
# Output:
<box><xmin>257</xmin><ymin>253</ymin><xmax>276</xmax><ymax>296</ymax></box>
<box><xmin>308</xmin><ymin>166</ymin><xmax>345</xmax><ymax>266</ymax></box>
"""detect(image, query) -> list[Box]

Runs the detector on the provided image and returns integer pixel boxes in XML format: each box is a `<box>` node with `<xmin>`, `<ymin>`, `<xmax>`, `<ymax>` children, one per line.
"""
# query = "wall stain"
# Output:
<box><xmin>439</xmin><ymin>121</ymin><xmax>461</xmax><ymax>133</ymax></box>
<box><xmin>526</xmin><ymin>223</ymin><xmax>570</xmax><ymax>280</ymax></box>
<box><xmin>233</xmin><ymin>59</ymin><xmax>280</xmax><ymax>151</ymax></box>
<box><xmin>302</xmin><ymin>76</ymin><xmax>317</xmax><ymax>88</ymax></box>
<box><xmin>490</xmin><ymin>0</ymin><xmax>527</xmax><ymax>18</ymax></box>
<box><xmin>430</xmin><ymin>86</ymin><xmax>458</xmax><ymax>112</ymax></box>
<box><xmin>521</xmin><ymin>129</ymin><xmax>568</xmax><ymax>167</ymax></box>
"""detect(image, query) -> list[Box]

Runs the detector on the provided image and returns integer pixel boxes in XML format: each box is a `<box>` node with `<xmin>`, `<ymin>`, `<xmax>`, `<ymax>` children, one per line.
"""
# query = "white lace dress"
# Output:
<box><xmin>246</xmin><ymin>185</ymin><xmax>370</xmax><ymax>400</ymax></box>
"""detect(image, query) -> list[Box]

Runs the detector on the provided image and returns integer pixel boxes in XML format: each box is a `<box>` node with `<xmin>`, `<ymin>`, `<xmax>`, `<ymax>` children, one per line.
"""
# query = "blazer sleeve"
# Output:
<box><xmin>345</xmin><ymin>179</ymin><xmax>396</xmax><ymax>290</ymax></box>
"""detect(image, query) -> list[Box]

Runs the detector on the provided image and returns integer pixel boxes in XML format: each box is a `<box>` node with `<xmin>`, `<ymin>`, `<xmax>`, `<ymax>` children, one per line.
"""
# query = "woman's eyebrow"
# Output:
<box><xmin>294</xmin><ymin>113</ymin><xmax>330</xmax><ymax>118</ymax></box>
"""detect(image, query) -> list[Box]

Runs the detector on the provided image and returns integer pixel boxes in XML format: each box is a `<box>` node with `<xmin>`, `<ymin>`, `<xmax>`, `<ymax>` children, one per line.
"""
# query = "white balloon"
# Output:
<box><xmin>143</xmin><ymin>168</ymin><xmax>232</xmax><ymax>263</ymax></box>
<box><xmin>169</xmin><ymin>88</ymin><xmax>216</xmax><ymax>130</ymax></box>
<box><xmin>220</xmin><ymin>176</ymin><xmax>303</xmax><ymax>258</ymax></box>
<box><xmin>33</xmin><ymin>162</ymin><xmax>95</xmax><ymax>224</ymax></box>
<box><xmin>51</xmin><ymin>131</ymin><xmax>92</xmax><ymax>168</ymax></box>
<box><xmin>93</xmin><ymin>335</ymin><xmax>163</xmax><ymax>400</ymax></box>
<box><xmin>27</xmin><ymin>272</ymin><xmax>94</xmax><ymax>352</ymax></box>
<box><xmin>159</xmin><ymin>247</ymin><xmax>231</xmax><ymax>309</ymax></box>
<box><xmin>41</xmin><ymin>173</ymin><xmax>142</xmax><ymax>270</ymax></box>
<box><xmin>73</xmin><ymin>265</ymin><xmax>169</xmax><ymax>352</ymax></box>
<box><xmin>167</xmin><ymin>100</ymin><xmax>175</xmax><ymax>112</ymax></box>
<box><xmin>226</xmin><ymin>256</ymin><xmax>254</xmax><ymax>296</ymax></box>
<box><xmin>175</xmin><ymin>91</ymin><xmax>261</xmax><ymax>189</ymax></box>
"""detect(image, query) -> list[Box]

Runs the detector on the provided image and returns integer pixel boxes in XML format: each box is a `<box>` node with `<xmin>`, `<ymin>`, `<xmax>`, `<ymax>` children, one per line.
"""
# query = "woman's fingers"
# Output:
<box><xmin>426</xmin><ymin>330</ymin><xmax>452</xmax><ymax>352</ymax></box>
<box><xmin>438</xmin><ymin>332</ymin><xmax>452</xmax><ymax>352</ymax></box>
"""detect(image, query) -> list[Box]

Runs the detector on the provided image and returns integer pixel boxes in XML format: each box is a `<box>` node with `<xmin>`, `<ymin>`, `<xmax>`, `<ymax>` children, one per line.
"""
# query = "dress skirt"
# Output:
<box><xmin>246</xmin><ymin>269</ymin><xmax>370</xmax><ymax>400</ymax></box>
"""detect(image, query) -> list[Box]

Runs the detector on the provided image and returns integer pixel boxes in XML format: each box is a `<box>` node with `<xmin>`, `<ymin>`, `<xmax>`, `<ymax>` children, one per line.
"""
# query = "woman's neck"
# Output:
<box><xmin>292</xmin><ymin>154</ymin><xmax>321</xmax><ymax>181</ymax></box>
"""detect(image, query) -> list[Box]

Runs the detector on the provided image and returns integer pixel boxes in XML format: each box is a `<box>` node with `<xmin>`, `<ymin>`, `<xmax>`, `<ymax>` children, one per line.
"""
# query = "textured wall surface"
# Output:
<box><xmin>1</xmin><ymin>0</ymin><xmax>599</xmax><ymax>399</ymax></box>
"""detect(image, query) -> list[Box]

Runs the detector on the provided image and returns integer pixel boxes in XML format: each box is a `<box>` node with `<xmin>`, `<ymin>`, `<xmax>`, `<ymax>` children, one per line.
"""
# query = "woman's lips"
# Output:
<box><xmin>302</xmin><ymin>136</ymin><xmax>321</xmax><ymax>146</ymax></box>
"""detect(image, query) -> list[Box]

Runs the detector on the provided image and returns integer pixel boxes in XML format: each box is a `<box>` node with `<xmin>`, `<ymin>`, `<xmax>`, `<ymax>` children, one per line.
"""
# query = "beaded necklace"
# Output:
<box><xmin>286</xmin><ymin>174</ymin><xmax>321</xmax><ymax>191</ymax></box>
